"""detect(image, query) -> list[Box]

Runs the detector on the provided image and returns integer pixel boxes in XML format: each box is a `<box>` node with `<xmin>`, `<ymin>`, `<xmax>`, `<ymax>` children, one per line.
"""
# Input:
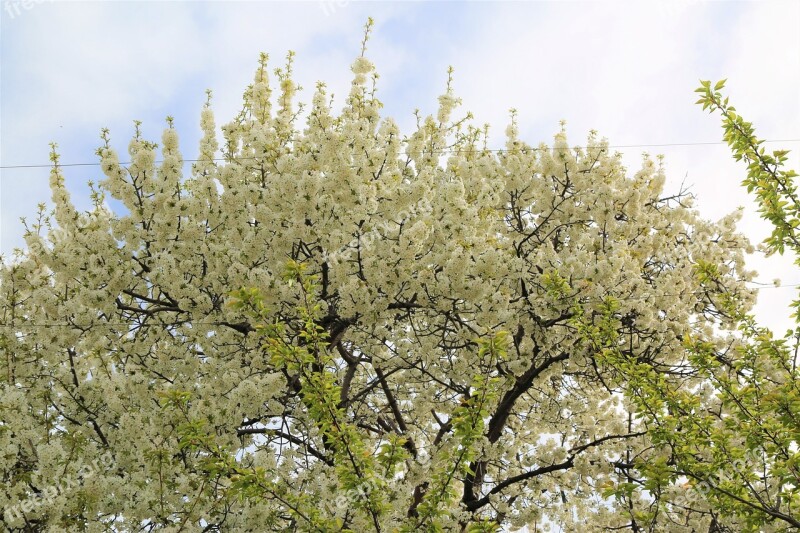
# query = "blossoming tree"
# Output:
<box><xmin>1</xmin><ymin>23</ymin><xmax>759</xmax><ymax>531</ymax></box>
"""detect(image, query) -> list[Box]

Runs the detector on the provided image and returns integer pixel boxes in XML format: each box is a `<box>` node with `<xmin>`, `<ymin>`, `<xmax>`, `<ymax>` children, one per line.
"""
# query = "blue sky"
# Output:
<box><xmin>1</xmin><ymin>0</ymin><xmax>799</xmax><ymax>331</ymax></box>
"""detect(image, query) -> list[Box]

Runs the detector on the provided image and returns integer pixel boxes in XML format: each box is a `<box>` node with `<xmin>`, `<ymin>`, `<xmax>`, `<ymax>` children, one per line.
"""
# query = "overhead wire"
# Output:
<box><xmin>1</xmin><ymin>139</ymin><xmax>799</xmax><ymax>170</ymax></box>
<box><xmin>0</xmin><ymin>137</ymin><xmax>797</xmax><ymax>332</ymax></box>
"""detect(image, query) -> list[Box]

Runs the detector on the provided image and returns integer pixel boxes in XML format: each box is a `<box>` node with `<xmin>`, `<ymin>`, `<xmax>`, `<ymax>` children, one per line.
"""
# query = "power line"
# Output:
<box><xmin>1</xmin><ymin>139</ymin><xmax>798</xmax><ymax>170</ymax></box>
<box><xmin>749</xmin><ymin>283</ymin><xmax>800</xmax><ymax>289</ymax></box>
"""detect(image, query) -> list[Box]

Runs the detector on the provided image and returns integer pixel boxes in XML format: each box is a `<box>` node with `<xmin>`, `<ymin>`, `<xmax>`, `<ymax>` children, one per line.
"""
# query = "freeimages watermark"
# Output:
<box><xmin>322</xmin><ymin>452</ymin><xmax>435</xmax><ymax>516</ymax></box>
<box><xmin>319</xmin><ymin>0</ymin><xmax>349</xmax><ymax>17</ymax></box>
<box><xmin>669</xmin><ymin>445</ymin><xmax>774</xmax><ymax>510</ymax></box>
<box><xmin>3</xmin><ymin>451</ymin><xmax>114</xmax><ymax>522</ymax></box>
<box><xmin>3</xmin><ymin>0</ymin><xmax>52</xmax><ymax>20</ymax></box>
<box><xmin>324</xmin><ymin>476</ymin><xmax>381</xmax><ymax>515</ymax></box>
<box><xmin>321</xmin><ymin>196</ymin><xmax>434</xmax><ymax>265</ymax></box>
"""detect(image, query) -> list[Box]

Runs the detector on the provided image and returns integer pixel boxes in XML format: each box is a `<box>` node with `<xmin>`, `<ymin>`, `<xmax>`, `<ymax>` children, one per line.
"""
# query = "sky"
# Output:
<box><xmin>1</xmin><ymin>0</ymin><xmax>799</xmax><ymax>333</ymax></box>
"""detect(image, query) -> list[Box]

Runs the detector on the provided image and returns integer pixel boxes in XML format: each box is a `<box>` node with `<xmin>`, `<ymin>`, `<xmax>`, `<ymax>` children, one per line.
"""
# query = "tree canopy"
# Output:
<box><xmin>0</xmin><ymin>25</ymin><xmax>788</xmax><ymax>532</ymax></box>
